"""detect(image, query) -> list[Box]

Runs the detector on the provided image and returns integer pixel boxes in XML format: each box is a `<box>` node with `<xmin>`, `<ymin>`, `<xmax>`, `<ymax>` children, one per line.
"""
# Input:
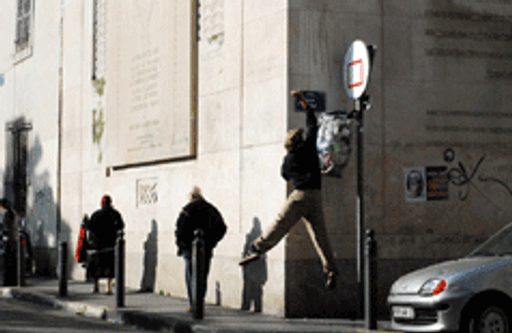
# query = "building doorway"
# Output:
<box><xmin>4</xmin><ymin>118</ymin><xmax>32</xmax><ymax>214</ymax></box>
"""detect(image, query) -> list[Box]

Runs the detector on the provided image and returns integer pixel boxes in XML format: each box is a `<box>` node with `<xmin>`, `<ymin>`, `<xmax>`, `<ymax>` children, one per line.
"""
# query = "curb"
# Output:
<box><xmin>0</xmin><ymin>287</ymin><xmax>396</xmax><ymax>333</ymax></box>
<box><xmin>0</xmin><ymin>287</ymin><xmax>107</xmax><ymax>320</ymax></box>
<box><xmin>0</xmin><ymin>287</ymin><xmax>194</xmax><ymax>332</ymax></box>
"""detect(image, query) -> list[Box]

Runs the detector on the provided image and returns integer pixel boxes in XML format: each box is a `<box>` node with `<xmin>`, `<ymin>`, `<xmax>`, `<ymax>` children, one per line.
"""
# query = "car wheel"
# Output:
<box><xmin>470</xmin><ymin>304</ymin><xmax>510</xmax><ymax>333</ymax></box>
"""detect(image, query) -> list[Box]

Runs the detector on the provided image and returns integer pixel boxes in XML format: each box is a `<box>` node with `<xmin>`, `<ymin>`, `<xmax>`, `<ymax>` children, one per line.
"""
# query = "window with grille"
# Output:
<box><xmin>15</xmin><ymin>0</ymin><xmax>34</xmax><ymax>59</ymax></box>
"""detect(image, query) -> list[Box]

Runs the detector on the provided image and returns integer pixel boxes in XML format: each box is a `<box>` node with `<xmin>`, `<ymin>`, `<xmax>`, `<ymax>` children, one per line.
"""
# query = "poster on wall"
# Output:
<box><xmin>404</xmin><ymin>166</ymin><xmax>449</xmax><ymax>202</ymax></box>
<box><xmin>404</xmin><ymin>167</ymin><xmax>427</xmax><ymax>203</ymax></box>
<box><xmin>426</xmin><ymin>166</ymin><xmax>448</xmax><ymax>201</ymax></box>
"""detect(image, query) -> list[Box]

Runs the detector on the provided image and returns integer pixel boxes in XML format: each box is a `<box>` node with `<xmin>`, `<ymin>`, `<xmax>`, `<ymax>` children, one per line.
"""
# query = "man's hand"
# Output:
<box><xmin>291</xmin><ymin>90</ymin><xmax>302</xmax><ymax>98</ymax></box>
<box><xmin>291</xmin><ymin>90</ymin><xmax>309</xmax><ymax>110</ymax></box>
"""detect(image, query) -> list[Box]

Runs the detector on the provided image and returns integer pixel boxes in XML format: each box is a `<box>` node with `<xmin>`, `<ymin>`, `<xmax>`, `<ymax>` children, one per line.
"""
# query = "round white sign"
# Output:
<box><xmin>343</xmin><ymin>40</ymin><xmax>370</xmax><ymax>100</ymax></box>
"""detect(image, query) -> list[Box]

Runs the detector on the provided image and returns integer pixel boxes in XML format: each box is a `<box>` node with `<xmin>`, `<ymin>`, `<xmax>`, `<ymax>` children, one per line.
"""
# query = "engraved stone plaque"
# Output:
<box><xmin>108</xmin><ymin>0</ymin><xmax>194</xmax><ymax>166</ymax></box>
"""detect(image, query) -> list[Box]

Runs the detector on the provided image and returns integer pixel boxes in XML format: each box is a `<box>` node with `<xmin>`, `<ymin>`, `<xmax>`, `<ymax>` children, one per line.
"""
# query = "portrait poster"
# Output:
<box><xmin>404</xmin><ymin>167</ymin><xmax>427</xmax><ymax>203</ymax></box>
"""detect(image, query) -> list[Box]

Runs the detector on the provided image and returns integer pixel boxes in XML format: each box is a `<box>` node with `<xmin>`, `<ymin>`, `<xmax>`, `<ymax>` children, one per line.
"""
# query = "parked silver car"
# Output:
<box><xmin>388</xmin><ymin>222</ymin><xmax>512</xmax><ymax>333</ymax></box>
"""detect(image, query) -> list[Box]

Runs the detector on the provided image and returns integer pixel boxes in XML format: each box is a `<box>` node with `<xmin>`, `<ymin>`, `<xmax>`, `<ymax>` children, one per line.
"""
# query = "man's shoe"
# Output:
<box><xmin>325</xmin><ymin>271</ymin><xmax>337</xmax><ymax>290</ymax></box>
<box><xmin>239</xmin><ymin>252</ymin><xmax>261</xmax><ymax>266</ymax></box>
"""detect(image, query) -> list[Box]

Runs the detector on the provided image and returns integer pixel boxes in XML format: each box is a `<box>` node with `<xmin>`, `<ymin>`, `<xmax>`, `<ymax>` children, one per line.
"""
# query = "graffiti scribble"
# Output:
<box><xmin>478</xmin><ymin>176</ymin><xmax>512</xmax><ymax>197</ymax></box>
<box><xmin>444</xmin><ymin>149</ymin><xmax>512</xmax><ymax>210</ymax></box>
<box><xmin>447</xmin><ymin>156</ymin><xmax>485</xmax><ymax>200</ymax></box>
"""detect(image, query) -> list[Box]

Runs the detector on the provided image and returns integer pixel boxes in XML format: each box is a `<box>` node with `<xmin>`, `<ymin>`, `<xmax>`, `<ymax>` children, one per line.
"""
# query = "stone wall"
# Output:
<box><xmin>285</xmin><ymin>0</ymin><xmax>512</xmax><ymax>318</ymax></box>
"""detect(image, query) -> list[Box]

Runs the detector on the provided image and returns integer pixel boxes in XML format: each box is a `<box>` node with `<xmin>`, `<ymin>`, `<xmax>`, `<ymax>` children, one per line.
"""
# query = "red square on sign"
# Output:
<box><xmin>347</xmin><ymin>59</ymin><xmax>364</xmax><ymax>88</ymax></box>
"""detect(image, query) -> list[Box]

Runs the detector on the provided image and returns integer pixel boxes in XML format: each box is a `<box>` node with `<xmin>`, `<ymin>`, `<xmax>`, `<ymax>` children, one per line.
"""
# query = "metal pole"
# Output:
<box><xmin>355</xmin><ymin>97</ymin><xmax>364</xmax><ymax>319</ymax></box>
<box><xmin>365</xmin><ymin>229</ymin><xmax>377</xmax><ymax>330</ymax></box>
<box><xmin>17</xmin><ymin>228</ymin><xmax>25</xmax><ymax>287</ymax></box>
<box><xmin>116</xmin><ymin>230</ymin><xmax>125</xmax><ymax>308</ymax></box>
<box><xmin>58</xmin><ymin>241</ymin><xmax>67</xmax><ymax>296</ymax></box>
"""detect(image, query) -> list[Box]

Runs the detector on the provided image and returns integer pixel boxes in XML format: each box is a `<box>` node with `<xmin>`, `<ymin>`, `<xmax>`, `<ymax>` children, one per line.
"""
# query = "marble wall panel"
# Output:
<box><xmin>199</xmin><ymin>20</ymin><xmax>243</xmax><ymax>96</ymax></box>
<box><xmin>63</xmin><ymin>1</ymin><xmax>84</xmax><ymax>90</ymax></box>
<box><xmin>222</xmin><ymin>0</ymin><xmax>242</xmax><ymax>29</ymax></box>
<box><xmin>243</xmin><ymin>77</ymin><xmax>287</xmax><ymax>147</ymax></box>
<box><xmin>244</xmin><ymin>11</ymin><xmax>286</xmax><ymax>85</ymax></box>
<box><xmin>62</xmin><ymin>97</ymin><xmax>83</xmax><ymax>174</ymax></box>
<box><xmin>244</xmin><ymin>0</ymin><xmax>286</xmax><ymax>23</ymax></box>
<box><xmin>155</xmin><ymin>253</ymin><xmax>186</xmax><ymax>297</ymax></box>
<box><xmin>196</xmin><ymin>150</ymin><xmax>241</xmax><ymax>233</ymax></box>
<box><xmin>198</xmin><ymin>88</ymin><xmax>240</xmax><ymax>154</ymax></box>
<box><xmin>79</xmin><ymin>169</ymin><xmax>107</xmax><ymax>217</ymax></box>
<box><xmin>240</xmin><ymin>144</ymin><xmax>287</xmax><ymax>240</ymax></box>
<box><xmin>205</xmin><ymin>252</ymin><xmax>244</xmax><ymax>308</ymax></box>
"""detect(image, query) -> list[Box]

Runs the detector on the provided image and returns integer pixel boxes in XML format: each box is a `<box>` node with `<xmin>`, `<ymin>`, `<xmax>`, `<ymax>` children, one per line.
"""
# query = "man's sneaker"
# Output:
<box><xmin>325</xmin><ymin>271</ymin><xmax>337</xmax><ymax>290</ymax></box>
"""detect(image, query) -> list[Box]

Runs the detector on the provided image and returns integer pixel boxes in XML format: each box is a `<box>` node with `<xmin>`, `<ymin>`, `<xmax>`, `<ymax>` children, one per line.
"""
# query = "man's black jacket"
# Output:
<box><xmin>281</xmin><ymin>109</ymin><xmax>321</xmax><ymax>190</ymax></box>
<box><xmin>175</xmin><ymin>198</ymin><xmax>227</xmax><ymax>254</ymax></box>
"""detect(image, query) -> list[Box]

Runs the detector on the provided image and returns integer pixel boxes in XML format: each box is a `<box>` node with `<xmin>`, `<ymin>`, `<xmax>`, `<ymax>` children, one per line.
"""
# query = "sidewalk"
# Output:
<box><xmin>0</xmin><ymin>277</ymin><xmax>395</xmax><ymax>333</ymax></box>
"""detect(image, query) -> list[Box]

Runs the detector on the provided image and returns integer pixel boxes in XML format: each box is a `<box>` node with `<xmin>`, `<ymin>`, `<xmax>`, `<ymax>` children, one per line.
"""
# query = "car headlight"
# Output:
<box><xmin>419</xmin><ymin>278</ymin><xmax>447</xmax><ymax>296</ymax></box>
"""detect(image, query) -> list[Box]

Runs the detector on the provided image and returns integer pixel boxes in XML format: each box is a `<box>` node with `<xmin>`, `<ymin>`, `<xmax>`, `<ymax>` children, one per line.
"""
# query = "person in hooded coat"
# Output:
<box><xmin>86</xmin><ymin>195</ymin><xmax>124</xmax><ymax>294</ymax></box>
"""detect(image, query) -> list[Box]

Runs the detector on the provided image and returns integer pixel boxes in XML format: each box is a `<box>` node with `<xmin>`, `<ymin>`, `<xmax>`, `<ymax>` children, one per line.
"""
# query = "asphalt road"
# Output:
<box><xmin>0</xmin><ymin>298</ymin><xmax>145</xmax><ymax>333</ymax></box>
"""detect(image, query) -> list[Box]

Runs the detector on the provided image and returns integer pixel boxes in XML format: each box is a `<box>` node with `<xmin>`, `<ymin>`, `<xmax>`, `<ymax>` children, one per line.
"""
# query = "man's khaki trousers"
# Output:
<box><xmin>253</xmin><ymin>189</ymin><xmax>337</xmax><ymax>274</ymax></box>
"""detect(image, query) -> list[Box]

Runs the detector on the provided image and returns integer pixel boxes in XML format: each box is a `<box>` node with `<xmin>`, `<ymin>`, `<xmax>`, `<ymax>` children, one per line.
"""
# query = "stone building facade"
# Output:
<box><xmin>1</xmin><ymin>0</ymin><xmax>512</xmax><ymax>318</ymax></box>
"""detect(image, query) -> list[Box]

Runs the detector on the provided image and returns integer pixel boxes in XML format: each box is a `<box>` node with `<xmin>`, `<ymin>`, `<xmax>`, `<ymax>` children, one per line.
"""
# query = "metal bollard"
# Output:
<box><xmin>115</xmin><ymin>230</ymin><xmax>125</xmax><ymax>308</ymax></box>
<box><xmin>364</xmin><ymin>229</ymin><xmax>377</xmax><ymax>330</ymax></box>
<box><xmin>59</xmin><ymin>241</ymin><xmax>68</xmax><ymax>297</ymax></box>
<box><xmin>17</xmin><ymin>229</ymin><xmax>25</xmax><ymax>287</ymax></box>
<box><xmin>191</xmin><ymin>229</ymin><xmax>205</xmax><ymax>319</ymax></box>
<box><xmin>2</xmin><ymin>234</ymin><xmax>7</xmax><ymax>285</ymax></box>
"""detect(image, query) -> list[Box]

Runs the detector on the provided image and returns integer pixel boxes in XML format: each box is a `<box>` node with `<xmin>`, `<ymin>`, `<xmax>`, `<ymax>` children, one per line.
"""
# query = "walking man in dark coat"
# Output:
<box><xmin>87</xmin><ymin>195</ymin><xmax>124</xmax><ymax>294</ymax></box>
<box><xmin>175</xmin><ymin>186</ymin><xmax>227</xmax><ymax>311</ymax></box>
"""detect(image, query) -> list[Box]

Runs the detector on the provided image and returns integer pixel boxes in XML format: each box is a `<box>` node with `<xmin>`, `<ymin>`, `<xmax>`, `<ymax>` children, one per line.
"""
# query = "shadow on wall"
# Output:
<box><xmin>3</xmin><ymin>126</ymin><xmax>72</xmax><ymax>277</ymax></box>
<box><xmin>241</xmin><ymin>217</ymin><xmax>267</xmax><ymax>313</ymax></box>
<box><xmin>139</xmin><ymin>219</ymin><xmax>158</xmax><ymax>292</ymax></box>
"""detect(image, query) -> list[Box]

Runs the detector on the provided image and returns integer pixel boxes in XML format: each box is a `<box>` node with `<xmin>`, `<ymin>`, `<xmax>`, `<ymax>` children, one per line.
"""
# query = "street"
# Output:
<box><xmin>0</xmin><ymin>298</ymin><xmax>144</xmax><ymax>333</ymax></box>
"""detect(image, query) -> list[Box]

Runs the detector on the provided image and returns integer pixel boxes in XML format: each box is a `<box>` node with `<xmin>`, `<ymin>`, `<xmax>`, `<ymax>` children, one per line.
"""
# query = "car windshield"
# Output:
<box><xmin>468</xmin><ymin>222</ymin><xmax>512</xmax><ymax>257</ymax></box>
